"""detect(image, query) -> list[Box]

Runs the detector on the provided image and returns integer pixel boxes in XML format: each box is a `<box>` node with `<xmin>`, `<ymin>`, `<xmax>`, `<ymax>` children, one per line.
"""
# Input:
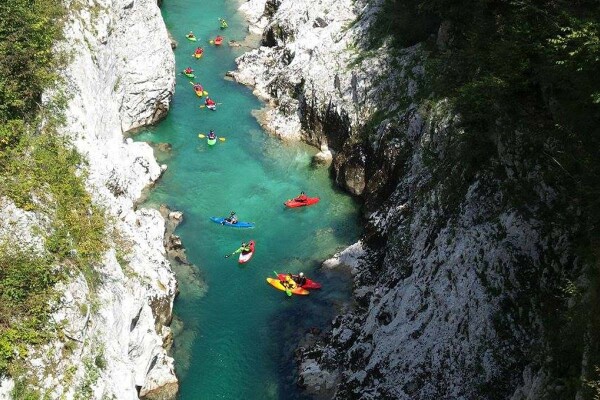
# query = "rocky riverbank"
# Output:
<box><xmin>233</xmin><ymin>0</ymin><xmax>590</xmax><ymax>398</ymax></box>
<box><xmin>0</xmin><ymin>0</ymin><xmax>179</xmax><ymax>398</ymax></box>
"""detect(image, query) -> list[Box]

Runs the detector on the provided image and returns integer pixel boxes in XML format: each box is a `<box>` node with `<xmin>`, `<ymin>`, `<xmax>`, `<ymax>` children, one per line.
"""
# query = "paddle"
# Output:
<box><xmin>274</xmin><ymin>271</ymin><xmax>292</xmax><ymax>296</ymax></box>
<box><xmin>199</xmin><ymin>103</ymin><xmax>222</xmax><ymax>109</ymax></box>
<box><xmin>198</xmin><ymin>133</ymin><xmax>226</xmax><ymax>141</ymax></box>
<box><xmin>224</xmin><ymin>249</ymin><xmax>238</xmax><ymax>258</ymax></box>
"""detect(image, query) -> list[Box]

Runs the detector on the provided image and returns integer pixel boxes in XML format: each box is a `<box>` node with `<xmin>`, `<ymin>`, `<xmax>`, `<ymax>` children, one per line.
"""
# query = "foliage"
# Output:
<box><xmin>0</xmin><ymin>0</ymin><xmax>108</xmax><ymax>380</ymax></box>
<box><xmin>370</xmin><ymin>0</ymin><xmax>600</xmax><ymax>396</ymax></box>
<box><xmin>0</xmin><ymin>0</ymin><xmax>66</xmax><ymax>122</ymax></box>
<box><xmin>0</xmin><ymin>245</ymin><xmax>59</xmax><ymax>375</ymax></box>
<box><xmin>368</xmin><ymin>0</ymin><xmax>439</xmax><ymax>49</ymax></box>
<box><xmin>10</xmin><ymin>378</ymin><xmax>43</xmax><ymax>400</ymax></box>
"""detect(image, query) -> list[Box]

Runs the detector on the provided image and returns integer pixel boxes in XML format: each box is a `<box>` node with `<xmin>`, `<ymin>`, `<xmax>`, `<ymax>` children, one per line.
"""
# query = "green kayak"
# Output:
<box><xmin>182</xmin><ymin>71</ymin><xmax>195</xmax><ymax>78</ymax></box>
<box><xmin>207</xmin><ymin>137</ymin><xmax>217</xmax><ymax>146</ymax></box>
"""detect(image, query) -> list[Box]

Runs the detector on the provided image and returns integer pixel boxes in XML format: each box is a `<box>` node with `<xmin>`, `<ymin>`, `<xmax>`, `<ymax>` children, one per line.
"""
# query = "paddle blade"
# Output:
<box><xmin>203</xmin><ymin>91</ymin><xmax>208</xmax><ymax>96</ymax></box>
<box><xmin>198</xmin><ymin>134</ymin><xmax>206</xmax><ymax>138</ymax></box>
<box><xmin>286</xmin><ymin>289</ymin><xmax>292</xmax><ymax>296</ymax></box>
<box><xmin>219</xmin><ymin>137</ymin><xmax>226</xmax><ymax>142</ymax></box>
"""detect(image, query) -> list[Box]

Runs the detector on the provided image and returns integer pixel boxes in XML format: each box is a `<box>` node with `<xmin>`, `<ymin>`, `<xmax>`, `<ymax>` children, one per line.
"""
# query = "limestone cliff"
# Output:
<box><xmin>234</xmin><ymin>0</ymin><xmax>591</xmax><ymax>398</ymax></box>
<box><xmin>0</xmin><ymin>0</ymin><xmax>177</xmax><ymax>398</ymax></box>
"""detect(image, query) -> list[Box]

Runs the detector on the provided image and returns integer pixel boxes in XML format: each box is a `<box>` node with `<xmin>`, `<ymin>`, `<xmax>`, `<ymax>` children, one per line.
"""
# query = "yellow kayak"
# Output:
<box><xmin>266</xmin><ymin>278</ymin><xmax>309</xmax><ymax>295</ymax></box>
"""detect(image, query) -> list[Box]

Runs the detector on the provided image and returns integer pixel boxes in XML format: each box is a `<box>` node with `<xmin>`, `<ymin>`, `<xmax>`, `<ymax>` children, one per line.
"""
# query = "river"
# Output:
<box><xmin>135</xmin><ymin>0</ymin><xmax>360</xmax><ymax>398</ymax></box>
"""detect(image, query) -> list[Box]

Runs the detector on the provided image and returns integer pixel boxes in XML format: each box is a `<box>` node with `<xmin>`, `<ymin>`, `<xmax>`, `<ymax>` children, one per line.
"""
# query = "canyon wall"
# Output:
<box><xmin>233</xmin><ymin>0</ymin><xmax>589</xmax><ymax>398</ymax></box>
<box><xmin>0</xmin><ymin>0</ymin><xmax>179</xmax><ymax>398</ymax></box>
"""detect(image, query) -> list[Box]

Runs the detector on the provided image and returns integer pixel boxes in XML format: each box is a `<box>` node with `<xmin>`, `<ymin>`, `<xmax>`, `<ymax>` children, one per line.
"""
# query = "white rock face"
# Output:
<box><xmin>233</xmin><ymin>0</ymin><xmax>378</xmax><ymax>142</ymax></box>
<box><xmin>0</xmin><ymin>0</ymin><xmax>177</xmax><ymax>398</ymax></box>
<box><xmin>239</xmin><ymin>0</ymin><xmax>269</xmax><ymax>34</ymax></box>
<box><xmin>236</xmin><ymin>0</ymin><xmax>581</xmax><ymax>398</ymax></box>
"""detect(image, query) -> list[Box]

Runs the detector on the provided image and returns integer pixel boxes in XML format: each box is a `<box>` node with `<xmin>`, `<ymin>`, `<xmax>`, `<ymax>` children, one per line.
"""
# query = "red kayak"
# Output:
<box><xmin>239</xmin><ymin>240</ymin><xmax>255</xmax><ymax>264</ymax></box>
<box><xmin>214</xmin><ymin>36</ymin><xmax>223</xmax><ymax>46</ymax></box>
<box><xmin>277</xmin><ymin>274</ymin><xmax>321</xmax><ymax>289</ymax></box>
<box><xmin>284</xmin><ymin>197</ymin><xmax>320</xmax><ymax>208</ymax></box>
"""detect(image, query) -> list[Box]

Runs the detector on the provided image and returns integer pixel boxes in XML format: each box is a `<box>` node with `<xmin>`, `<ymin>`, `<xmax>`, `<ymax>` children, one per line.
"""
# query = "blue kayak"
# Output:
<box><xmin>210</xmin><ymin>217</ymin><xmax>255</xmax><ymax>228</ymax></box>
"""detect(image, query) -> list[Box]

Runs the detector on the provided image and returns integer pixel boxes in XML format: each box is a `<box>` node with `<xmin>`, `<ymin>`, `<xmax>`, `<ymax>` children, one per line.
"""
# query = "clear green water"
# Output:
<box><xmin>135</xmin><ymin>0</ymin><xmax>360</xmax><ymax>398</ymax></box>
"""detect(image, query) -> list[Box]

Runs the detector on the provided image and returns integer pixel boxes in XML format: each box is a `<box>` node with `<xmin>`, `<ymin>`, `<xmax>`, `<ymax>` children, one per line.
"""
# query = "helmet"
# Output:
<box><xmin>299</xmin><ymin>272</ymin><xmax>304</xmax><ymax>277</ymax></box>
<box><xmin>301</xmin><ymin>191</ymin><xmax>305</xmax><ymax>194</ymax></box>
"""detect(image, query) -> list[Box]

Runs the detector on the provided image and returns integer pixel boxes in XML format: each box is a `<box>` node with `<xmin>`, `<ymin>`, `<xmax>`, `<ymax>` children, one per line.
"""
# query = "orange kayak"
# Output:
<box><xmin>266</xmin><ymin>278</ymin><xmax>309</xmax><ymax>295</ymax></box>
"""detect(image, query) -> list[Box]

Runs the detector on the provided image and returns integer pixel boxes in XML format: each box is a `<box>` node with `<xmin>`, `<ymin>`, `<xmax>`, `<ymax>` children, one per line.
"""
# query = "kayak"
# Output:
<box><xmin>205</xmin><ymin>104</ymin><xmax>216</xmax><ymax>111</ymax></box>
<box><xmin>186</xmin><ymin>36</ymin><xmax>197</xmax><ymax>42</ymax></box>
<box><xmin>194</xmin><ymin>52</ymin><xmax>202</xmax><ymax>59</ymax></box>
<box><xmin>194</xmin><ymin>89</ymin><xmax>208</xmax><ymax>97</ymax></box>
<box><xmin>266</xmin><ymin>278</ymin><xmax>309</xmax><ymax>295</ymax></box>
<box><xmin>239</xmin><ymin>240</ymin><xmax>255</xmax><ymax>264</ymax></box>
<box><xmin>207</xmin><ymin>137</ymin><xmax>217</xmax><ymax>146</ymax></box>
<box><xmin>210</xmin><ymin>217</ymin><xmax>254</xmax><ymax>228</ymax></box>
<box><xmin>182</xmin><ymin>71</ymin><xmax>195</xmax><ymax>78</ymax></box>
<box><xmin>284</xmin><ymin>197</ymin><xmax>320</xmax><ymax>208</ymax></box>
<box><xmin>277</xmin><ymin>274</ymin><xmax>321</xmax><ymax>289</ymax></box>
<box><xmin>214</xmin><ymin>37</ymin><xmax>223</xmax><ymax>46</ymax></box>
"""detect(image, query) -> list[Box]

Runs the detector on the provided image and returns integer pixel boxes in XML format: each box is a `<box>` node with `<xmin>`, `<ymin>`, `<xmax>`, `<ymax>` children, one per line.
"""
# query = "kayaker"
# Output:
<box><xmin>216</xmin><ymin>35</ymin><xmax>223</xmax><ymax>42</ymax></box>
<box><xmin>186</xmin><ymin>31</ymin><xmax>195</xmax><ymax>39</ymax></box>
<box><xmin>294</xmin><ymin>191</ymin><xmax>308</xmax><ymax>202</ymax></box>
<box><xmin>292</xmin><ymin>272</ymin><xmax>307</xmax><ymax>287</ymax></box>
<box><xmin>233</xmin><ymin>242</ymin><xmax>251</xmax><ymax>254</ymax></box>
<box><xmin>194</xmin><ymin>47</ymin><xmax>204</xmax><ymax>55</ymax></box>
<box><xmin>219</xmin><ymin>18</ymin><xmax>228</xmax><ymax>29</ymax></box>
<box><xmin>208</xmin><ymin>130</ymin><xmax>216</xmax><ymax>140</ymax></box>
<box><xmin>193</xmin><ymin>83</ymin><xmax>203</xmax><ymax>91</ymax></box>
<box><xmin>224</xmin><ymin>211</ymin><xmax>238</xmax><ymax>224</ymax></box>
<box><xmin>283</xmin><ymin>274</ymin><xmax>297</xmax><ymax>290</ymax></box>
<box><xmin>205</xmin><ymin>97</ymin><xmax>216</xmax><ymax>110</ymax></box>
<box><xmin>184</xmin><ymin>67</ymin><xmax>194</xmax><ymax>74</ymax></box>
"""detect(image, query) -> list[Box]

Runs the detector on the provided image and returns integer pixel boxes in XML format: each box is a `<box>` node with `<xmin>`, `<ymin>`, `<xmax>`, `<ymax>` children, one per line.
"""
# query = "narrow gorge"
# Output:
<box><xmin>1</xmin><ymin>0</ymin><xmax>599</xmax><ymax>399</ymax></box>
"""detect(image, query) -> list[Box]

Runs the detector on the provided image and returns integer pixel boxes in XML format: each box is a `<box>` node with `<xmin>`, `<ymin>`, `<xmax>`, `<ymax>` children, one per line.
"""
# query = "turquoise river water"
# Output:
<box><xmin>135</xmin><ymin>0</ymin><xmax>360</xmax><ymax>398</ymax></box>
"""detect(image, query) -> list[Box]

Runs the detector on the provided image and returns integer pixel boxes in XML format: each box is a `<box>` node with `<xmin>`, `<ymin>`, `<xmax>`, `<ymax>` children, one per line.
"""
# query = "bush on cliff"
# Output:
<box><xmin>0</xmin><ymin>0</ymin><xmax>107</xmax><ymax>379</ymax></box>
<box><xmin>372</xmin><ymin>0</ymin><xmax>600</xmax><ymax>396</ymax></box>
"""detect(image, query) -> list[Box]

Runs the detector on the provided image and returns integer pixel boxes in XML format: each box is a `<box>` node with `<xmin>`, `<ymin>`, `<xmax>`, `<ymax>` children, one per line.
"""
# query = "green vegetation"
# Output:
<box><xmin>0</xmin><ymin>0</ymin><xmax>108</xmax><ymax>383</ymax></box>
<box><xmin>369</xmin><ymin>0</ymin><xmax>600</xmax><ymax>397</ymax></box>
